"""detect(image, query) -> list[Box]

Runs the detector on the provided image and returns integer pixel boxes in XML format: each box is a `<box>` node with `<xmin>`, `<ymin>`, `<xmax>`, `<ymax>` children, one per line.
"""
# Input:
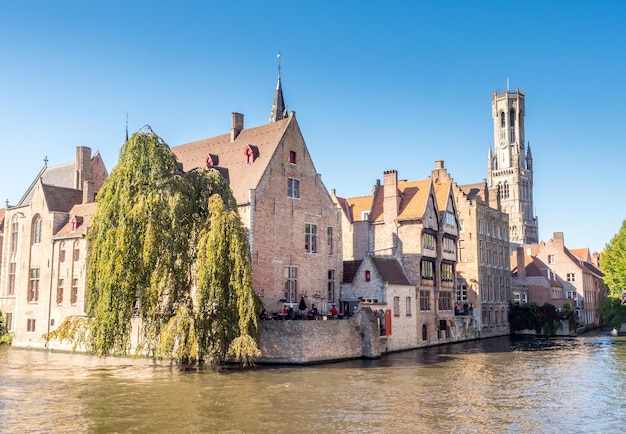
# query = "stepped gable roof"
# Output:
<box><xmin>339</xmin><ymin>195</ymin><xmax>373</xmax><ymax>223</ymax></box>
<box><xmin>370</xmin><ymin>179</ymin><xmax>431</xmax><ymax>222</ymax></box>
<box><xmin>54</xmin><ymin>202</ymin><xmax>97</xmax><ymax>239</ymax></box>
<box><xmin>171</xmin><ymin>116</ymin><xmax>292</xmax><ymax>204</ymax></box>
<box><xmin>342</xmin><ymin>260</ymin><xmax>363</xmax><ymax>283</ymax></box>
<box><xmin>371</xmin><ymin>257</ymin><xmax>411</xmax><ymax>286</ymax></box>
<box><xmin>41</xmin><ymin>184</ymin><xmax>82</xmax><ymax>213</ymax></box>
<box><xmin>18</xmin><ymin>162</ymin><xmax>76</xmax><ymax>206</ymax></box>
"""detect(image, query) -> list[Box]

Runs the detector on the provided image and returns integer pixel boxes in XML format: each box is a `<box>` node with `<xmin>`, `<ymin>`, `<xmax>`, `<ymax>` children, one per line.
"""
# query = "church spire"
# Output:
<box><xmin>269</xmin><ymin>52</ymin><xmax>287</xmax><ymax>123</ymax></box>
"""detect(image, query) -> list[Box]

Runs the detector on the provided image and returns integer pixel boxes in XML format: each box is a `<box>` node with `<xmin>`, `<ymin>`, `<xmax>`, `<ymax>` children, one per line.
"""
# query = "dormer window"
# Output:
<box><xmin>205</xmin><ymin>154</ymin><xmax>218</xmax><ymax>167</ymax></box>
<box><xmin>71</xmin><ymin>216</ymin><xmax>79</xmax><ymax>232</ymax></box>
<box><xmin>365</xmin><ymin>270</ymin><xmax>371</xmax><ymax>282</ymax></box>
<box><xmin>289</xmin><ymin>151</ymin><xmax>297</xmax><ymax>164</ymax></box>
<box><xmin>244</xmin><ymin>145</ymin><xmax>258</xmax><ymax>164</ymax></box>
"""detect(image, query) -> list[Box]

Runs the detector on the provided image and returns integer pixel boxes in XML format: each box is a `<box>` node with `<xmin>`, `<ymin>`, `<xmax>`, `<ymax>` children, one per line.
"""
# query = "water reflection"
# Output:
<box><xmin>1</xmin><ymin>333</ymin><xmax>625</xmax><ymax>433</ymax></box>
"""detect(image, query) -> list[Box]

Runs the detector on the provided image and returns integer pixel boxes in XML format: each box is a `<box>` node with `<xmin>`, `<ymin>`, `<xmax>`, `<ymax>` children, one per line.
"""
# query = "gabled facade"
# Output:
<box><xmin>171</xmin><ymin>80</ymin><xmax>342</xmax><ymax>316</ymax></box>
<box><xmin>517</xmin><ymin>232</ymin><xmax>606</xmax><ymax>328</ymax></box>
<box><xmin>511</xmin><ymin>247</ymin><xmax>568</xmax><ymax>308</ymax></box>
<box><xmin>431</xmin><ymin>160</ymin><xmax>512</xmax><ymax>338</ymax></box>
<box><xmin>0</xmin><ymin>147</ymin><xmax>107</xmax><ymax>347</ymax></box>
<box><xmin>333</xmin><ymin>166</ymin><xmax>460</xmax><ymax>348</ymax></box>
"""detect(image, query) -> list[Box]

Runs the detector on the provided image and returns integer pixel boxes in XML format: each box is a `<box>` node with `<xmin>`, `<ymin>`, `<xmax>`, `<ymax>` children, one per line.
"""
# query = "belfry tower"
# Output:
<box><xmin>487</xmin><ymin>87</ymin><xmax>538</xmax><ymax>247</ymax></box>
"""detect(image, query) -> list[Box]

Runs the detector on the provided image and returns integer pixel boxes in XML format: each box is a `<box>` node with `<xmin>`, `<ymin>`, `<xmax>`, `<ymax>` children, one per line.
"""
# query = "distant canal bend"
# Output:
<box><xmin>1</xmin><ymin>332</ymin><xmax>625</xmax><ymax>433</ymax></box>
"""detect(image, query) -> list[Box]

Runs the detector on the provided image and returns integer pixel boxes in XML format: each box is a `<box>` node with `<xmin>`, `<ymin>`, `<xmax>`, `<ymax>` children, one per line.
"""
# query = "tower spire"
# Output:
<box><xmin>125</xmin><ymin>113</ymin><xmax>129</xmax><ymax>143</ymax></box>
<box><xmin>269</xmin><ymin>52</ymin><xmax>287</xmax><ymax>123</ymax></box>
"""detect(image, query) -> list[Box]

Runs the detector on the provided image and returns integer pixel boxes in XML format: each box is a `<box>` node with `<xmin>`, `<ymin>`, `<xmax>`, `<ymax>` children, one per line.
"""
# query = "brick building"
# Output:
<box><xmin>512</xmin><ymin>232</ymin><xmax>606</xmax><ymax>328</ymax></box>
<box><xmin>171</xmin><ymin>74</ymin><xmax>342</xmax><ymax>316</ymax></box>
<box><xmin>0</xmin><ymin>147</ymin><xmax>107</xmax><ymax>347</ymax></box>
<box><xmin>334</xmin><ymin>166</ymin><xmax>460</xmax><ymax>348</ymax></box>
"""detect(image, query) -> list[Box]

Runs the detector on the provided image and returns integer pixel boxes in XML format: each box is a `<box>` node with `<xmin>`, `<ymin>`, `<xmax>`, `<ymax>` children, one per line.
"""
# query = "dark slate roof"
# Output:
<box><xmin>371</xmin><ymin>257</ymin><xmax>411</xmax><ymax>286</ymax></box>
<box><xmin>342</xmin><ymin>260</ymin><xmax>362</xmax><ymax>283</ymax></box>
<box><xmin>459</xmin><ymin>182</ymin><xmax>485</xmax><ymax>201</ymax></box>
<box><xmin>42</xmin><ymin>184</ymin><xmax>83</xmax><ymax>213</ymax></box>
<box><xmin>18</xmin><ymin>162</ymin><xmax>76</xmax><ymax>206</ymax></box>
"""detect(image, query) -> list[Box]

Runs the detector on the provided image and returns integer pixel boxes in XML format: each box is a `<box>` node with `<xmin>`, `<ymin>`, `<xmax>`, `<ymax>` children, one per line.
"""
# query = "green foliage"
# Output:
<box><xmin>47</xmin><ymin>316</ymin><xmax>91</xmax><ymax>352</ymax></box>
<box><xmin>0</xmin><ymin>311</ymin><xmax>11</xmax><ymax>345</ymax></box>
<box><xmin>600</xmin><ymin>219</ymin><xmax>626</xmax><ymax>298</ymax></box>
<box><xmin>599</xmin><ymin>296</ymin><xmax>626</xmax><ymax>328</ymax></box>
<box><xmin>55</xmin><ymin>127</ymin><xmax>260</xmax><ymax>365</ymax></box>
<box><xmin>509</xmin><ymin>303</ymin><xmax>571</xmax><ymax>336</ymax></box>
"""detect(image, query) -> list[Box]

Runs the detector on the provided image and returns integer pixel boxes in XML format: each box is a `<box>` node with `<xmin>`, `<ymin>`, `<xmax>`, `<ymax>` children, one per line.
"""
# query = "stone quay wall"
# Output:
<box><xmin>257</xmin><ymin>308</ymin><xmax>381</xmax><ymax>364</ymax></box>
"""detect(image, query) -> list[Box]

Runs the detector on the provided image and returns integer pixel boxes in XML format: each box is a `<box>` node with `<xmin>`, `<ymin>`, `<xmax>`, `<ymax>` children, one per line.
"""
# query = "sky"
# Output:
<box><xmin>1</xmin><ymin>1</ymin><xmax>625</xmax><ymax>254</ymax></box>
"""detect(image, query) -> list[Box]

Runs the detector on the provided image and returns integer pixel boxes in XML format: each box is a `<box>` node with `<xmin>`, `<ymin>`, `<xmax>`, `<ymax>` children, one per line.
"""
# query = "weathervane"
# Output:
<box><xmin>44</xmin><ymin>156</ymin><xmax>48</xmax><ymax>166</ymax></box>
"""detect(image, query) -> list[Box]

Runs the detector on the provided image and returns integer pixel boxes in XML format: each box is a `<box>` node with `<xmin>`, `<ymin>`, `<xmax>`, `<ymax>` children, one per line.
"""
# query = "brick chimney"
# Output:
<box><xmin>231</xmin><ymin>112</ymin><xmax>244</xmax><ymax>142</ymax></box>
<box><xmin>74</xmin><ymin>146</ymin><xmax>92</xmax><ymax>190</ymax></box>
<box><xmin>383</xmin><ymin>170</ymin><xmax>400</xmax><ymax>223</ymax></box>
<box><xmin>553</xmin><ymin>232</ymin><xmax>564</xmax><ymax>246</ymax></box>
<box><xmin>516</xmin><ymin>246</ymin><xmax>525</xmax><ymax>278</ymax></box>
<box><xmin>83</xmin><ymin>181</ymin><xmax>95</xmax><ymax>204</ymax></box>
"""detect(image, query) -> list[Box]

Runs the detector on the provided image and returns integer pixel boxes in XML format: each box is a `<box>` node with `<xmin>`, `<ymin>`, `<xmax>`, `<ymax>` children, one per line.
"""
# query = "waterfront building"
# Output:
<box><xmin>512</xmin><ymin>232</ymin><xmax>606</xmax><ymax>328</ymax></box>
<box><xmin>430</xmin><ymin>161</ymin><xmax>511</xmax><ymax>338</ymax></box>
<box><xmin>0</xmin><ymin>148</ymin><xmax>107</xmax><ymax>347</ymax></box>
<box><xmin>171</xmin><ymin>72</ymin><xmax>342</xmax><ymax>317</ymax></box>
<box><xmin>334</xmin><ymin>166</ymin><xmax>461</xmax><ymax>349</ymax></box>
<box><xmin>488</xmin><ymin>88</ymin><xmax>538</xmax><ymax>248</ymax></box>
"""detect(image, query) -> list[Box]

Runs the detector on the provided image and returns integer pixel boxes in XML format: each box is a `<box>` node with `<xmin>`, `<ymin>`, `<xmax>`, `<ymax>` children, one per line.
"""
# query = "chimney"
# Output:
<box><xmin>553</xmin><ymin>232</ymin><xmax>564</xmax><ymax>246</ymax></box>
<box><xmin>74</xmin><ymin>146</ymin><xmax>92</xmax><ymax>190</ymax></box>
<box><xmin>383</xmin><ymin>170</ymin><xmax>400</xmax><ymax>223</ymax></box>
<box><xmin>435</xmin><ymin>160</ymin><xmax>444</xmax><ymax>170</ymax></box>
<box><xmin>231</xmin><ymin>112</ymin><xmax>244</xmax><ymax>142</ymax></box>
<box><xmin>83</xmin><ymin>181</ymin><xmax>95</xmax><ymax>204</ymax></box>
<box><xmin>516</xmin><ymin>247</ymin><xmax>525</xmax><ymax>278</ymax></box>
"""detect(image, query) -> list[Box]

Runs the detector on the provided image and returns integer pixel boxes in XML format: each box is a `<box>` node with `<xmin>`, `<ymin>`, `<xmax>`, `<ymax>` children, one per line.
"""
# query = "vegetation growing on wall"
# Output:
<box><xmin>508</xmin><ymin>302</ymin><xmax>574</xmax><ymax>335</ymax></box>
<box><xmin>0</xmin><ymin>312</ymin><xmax>12</xmax><ymax>345</ymax></box>
<box><xmin>51</xmin><ymin>128</ymin><xmax>260</xmax><ymax>366</ymax></box>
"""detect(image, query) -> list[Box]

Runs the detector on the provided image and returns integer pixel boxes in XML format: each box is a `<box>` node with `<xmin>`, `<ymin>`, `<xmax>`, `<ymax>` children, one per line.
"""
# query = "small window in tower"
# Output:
<box><xmin>510</xmin><ymin>109</ymin><xmax>515</xmax><ymax>127</ymax></box>
<box><xmin>365</xmin><ymin>270</ymin><xmax>371</xmax><ymax>282</ymax></box>
<box><xmin>289</xmin><ymin>151</ymin><xmax>297</xmax><ymax>164</ymax></box>
<box><xmin>500</xmin><ymin>112</ymin><xmax>506</xmax><ymax>128</ymax></box>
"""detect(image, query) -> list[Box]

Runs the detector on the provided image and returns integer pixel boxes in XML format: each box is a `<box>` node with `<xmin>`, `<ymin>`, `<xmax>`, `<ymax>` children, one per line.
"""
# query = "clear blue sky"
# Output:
<box><xmin>1</xmin><ymin>1</ymin><xmax>625</xmax><ymax>254</ymax></box>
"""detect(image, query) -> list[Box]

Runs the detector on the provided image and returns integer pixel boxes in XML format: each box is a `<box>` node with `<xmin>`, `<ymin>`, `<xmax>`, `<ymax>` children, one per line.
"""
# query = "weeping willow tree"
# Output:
<box><xmin>54</xmin><ymin>127</ymin><xmax>260</xmax><ymax>365</ymax></box>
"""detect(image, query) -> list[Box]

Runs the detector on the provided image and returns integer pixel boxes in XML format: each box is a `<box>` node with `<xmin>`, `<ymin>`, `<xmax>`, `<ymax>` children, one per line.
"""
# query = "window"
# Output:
<box><xmin>421</xmin><ymin>260</ymin><xmax>434</xmax><ymax>281</ymax></box>
<box><xmin>443</xmin><ymin>237</ymin><xmax>455</xmax><ymax>254</ymax></box>
<box><xmin>327</xmin><ymin>227</ymin><xmax>333</xmax><ymax>255</ymax></box>
<box><xmin>32</xmin><ymin>216</ymin><xmax>43</xmax><ymax>244</ymax></box>
<box><xmin>365</xmin><ymin>270</ymin><xmax>371</xmax><ymax>282</ymax></box>
<box><xmin>441</xmin><ymin>263</ymin><xmax>454</xmax><ymax>282</ymax></box>
<box><xmin>567</xmin><ymin>273</ymin><xmax>576</xmax><ymax>282</ymax></box>
<box><xmin>287</xmin><ymin>178</ymin><xmax>300</xmax><ymax>198</ymax></box>
<box><xmin>459</xmin><ymin>219</ymin><xmax>464</xmax><ymax>233</ymax></box>
<box><xmin>422</xmin><ymin>233</ymin><xmax>435</xmax><ymax>250</ymax></box>
<box><xmin>284</xmin><ymin>266</ymin><xmax>297</xmax><ymax>303</ymax></box>
<box><xmin>445</xmin><ymin>211</ymin><xmax>455</xmax><ymax>227</ymax></box>
<box><xmin>548</xmin><ymin>255</ymin><xmax>555</xmax><ymax>264</ymax></box>
<box><xmin>438</xmin><ymin>291</ymin><xmax>452</xmax><ymax>311</ymax></box>
<box><xmin>393</xmin><ymin>296</ymin><xmax>400</xmax><ymax>317</ymax></box>
<box><xmin>8</xmin><ymin>262</ymin><xmax>16</xmax><ymax>296</ymax></box>
<box><xmin>73</xmin><ymin>241</ymin><xmax>80</xmax><ymax>262</ymax></box>
<box><xmin>5</xmin><ymin>313</ymin><xmax>13</xmax><ymax>332</ymax></box>
<box><xmin>500</xmin><ymin>112</ymin><xmax>506</xmax><ymax>128</ymax></box>
<box><xmin>405</xmin><ymin>297</ymin><xmax>412</xmax><ymax>316</ymax></box>
<box><xmin>10</xmin><ymin>217</ymin><xmax>19</xmax><ymax>253</ymax></box>
<box><xmin>71</xmin><ymin>279</ymin><xmax>78</xmax><ymax>305</ymax></box>
<box><xmin>327</xmin><ymin>270</ymin><xmax>335</xmax><ymax>303</ymax></box>
<box><xmin>305</xmin><ymin>224</ymin><xmax>317</xmax><ymax>253</ymax></box>
<box><xmin>59</xmin><ymin>246</ymin><xmax>66</xmax><ymax>263</ymax></box>
<box><xmin>289</xmin><ymin>151</ymin><xmax>297</xmax><ymax>164</ymax></box>
<box><xmin>479</xmin><ymin>220</ymin><xmax>484</xmax><ymax>234</ymax></box>
<box><xmin>361</xmin><ymin>210</ymin><xmax>370</xmax><ymax>221</ymax></box>
<box><xmin>419</xmin><ymin>290</ymin><xmax>431</xmax><ymax>311</ymax></box>
<box><xmin>28</xmin><ymin>268</ymin><xmax>40</xmax><ymax>302</ymax></box>
<box><xmin>456</xmin><ymin>284</ymin><xmax>467</xmax><ymax>302</ymax></box>
<box><xmin>57</xmin><ymin>279</ymin><xmax>64</xmax><ymax>304</ymax></box>
<box><xmin>27</xmin><ymin>319</ymin><xmax>36</xmax><ymax>332</ymax></box>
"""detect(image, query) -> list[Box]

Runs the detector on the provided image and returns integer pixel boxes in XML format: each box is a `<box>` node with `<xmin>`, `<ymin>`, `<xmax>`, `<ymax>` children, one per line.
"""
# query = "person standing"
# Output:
<box><xmin>330</xmin><ymin>305</ymin><xmax>339</xmax><ymax>319</ymax></box>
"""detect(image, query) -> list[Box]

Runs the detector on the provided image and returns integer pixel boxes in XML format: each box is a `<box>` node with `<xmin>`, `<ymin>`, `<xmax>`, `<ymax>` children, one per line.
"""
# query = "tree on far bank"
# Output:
<box><xmin>599</xmin><ymin>219</ymin><xmax>626</xmax><ymax>326</ymax></box>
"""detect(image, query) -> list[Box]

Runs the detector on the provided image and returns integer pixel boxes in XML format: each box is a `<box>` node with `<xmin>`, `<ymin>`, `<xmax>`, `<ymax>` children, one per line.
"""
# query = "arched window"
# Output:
<box><xmin>422</xmin><ymin>324</ymin><xmax>428</xmax><ymax>341</ymax></box>
<box><xmin>500</xmin><ymin>112</ymin><xmax>506</xmax><ymax>128</ymax></box>
<box><xmin>10</xmin><ymin>215</ymin><xmax>20</xmax><ymax>253</ymax></box>
<box><xmin>32</xmin><ymin>215</ymin><xmax>43</xmax><ymax>244</ymax></box>
<box><xmin>503</xmin><ymin>182</ymin><xmax>509</xmax><ymax>199</ymax></box>
<box><xmin>509</xmin><ymin>109</ymin><xmax>515</xmax><ymax>127</ymax></box>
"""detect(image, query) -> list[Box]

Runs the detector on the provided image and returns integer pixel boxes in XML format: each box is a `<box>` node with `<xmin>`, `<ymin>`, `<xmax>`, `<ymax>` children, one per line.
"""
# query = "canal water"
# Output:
<box><xmin>1</xmin><ymin>332</ymin><xmax>625</xmax><ymax>433</ymax></box>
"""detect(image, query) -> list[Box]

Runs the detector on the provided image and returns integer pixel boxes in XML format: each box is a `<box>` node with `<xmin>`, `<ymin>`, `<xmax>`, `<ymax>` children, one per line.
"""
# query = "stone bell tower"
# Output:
<box><xmin>487</xmin><ymin>86</ymin><xmax>538</xmax><ymax>248</ymax></box>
